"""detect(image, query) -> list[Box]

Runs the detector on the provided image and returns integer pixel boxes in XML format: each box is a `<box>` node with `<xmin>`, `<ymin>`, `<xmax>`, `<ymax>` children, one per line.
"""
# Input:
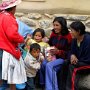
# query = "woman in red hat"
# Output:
<box><xmin>0</xmin><ymin>0</ymin><xmax>27</xmax><ymax>90</ymax></box>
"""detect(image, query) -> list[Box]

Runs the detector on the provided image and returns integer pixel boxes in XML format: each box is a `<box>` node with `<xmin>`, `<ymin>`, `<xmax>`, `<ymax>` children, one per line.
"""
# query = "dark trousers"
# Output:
<box><xmin>26</xmin><ymin>77</ymin><xmax>35</xmax><ymax>90</ymax></box>
<box><xmin>57</xmin><ymin>60</ymin><xmax>70</xmax><ymax>90</ymax></box>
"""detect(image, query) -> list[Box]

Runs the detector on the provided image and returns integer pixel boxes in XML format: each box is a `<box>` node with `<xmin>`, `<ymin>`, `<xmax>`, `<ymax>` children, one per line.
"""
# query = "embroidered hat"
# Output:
<box><xmin>0</xmin><ymin>0</ymin><xmax>21</xmax><ymax>10</ymax></box>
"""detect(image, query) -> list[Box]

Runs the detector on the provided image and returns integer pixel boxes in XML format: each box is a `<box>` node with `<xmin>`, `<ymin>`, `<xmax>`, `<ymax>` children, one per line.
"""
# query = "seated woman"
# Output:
<box><xmin>59</xmin><ymin>21</ymin><xmax>90</xmax><ymax>90</ymax></box>
<box><xmin>40</xmin><ymin>17</ymin><xmax>72</xmax><ymax>90</ymax></box>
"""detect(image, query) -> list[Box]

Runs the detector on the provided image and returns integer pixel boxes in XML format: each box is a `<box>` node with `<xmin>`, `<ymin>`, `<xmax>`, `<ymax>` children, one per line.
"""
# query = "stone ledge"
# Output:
<box><xmin>16</xmin><ymin>7</ymin><xmax>90</xmax><ymax>15</ymax></box>
<box><xmin>16</xmin><ymin>0</ymin><xmax>90</xmax><ymax>14</ymax></box>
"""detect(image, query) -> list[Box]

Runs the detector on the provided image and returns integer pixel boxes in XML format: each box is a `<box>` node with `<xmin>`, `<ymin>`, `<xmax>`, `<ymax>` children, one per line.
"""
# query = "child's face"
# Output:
<box><xmin>31</xmin><ymin>48</ymin><xmax>40</xmax><ymax>59</ymax></box>
<box><xmin>34</xmin><ymin>32</ymin><xmax>42</xmax><ymax>43</ymax></box>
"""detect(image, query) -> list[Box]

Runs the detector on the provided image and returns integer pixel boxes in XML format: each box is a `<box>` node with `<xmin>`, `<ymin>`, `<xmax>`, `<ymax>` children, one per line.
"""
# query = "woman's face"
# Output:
<box><xmin>12</xmin><ymin>6</ymin><xmax>16</xmax><ymax>14</ymax></box>
<box><xmin>34</xmin><ymin>32</ymin><xmax>42</xmax><ymax>43</ymax></box>
<box><xmin>70</xmin><ymin>28</ymin><xmax>79</xmax><ymax>38</ymax></box>
<box><xmin>53</xmin><ymin>21</ymin><xmax>62</xmax><ymax>34</ymax></box>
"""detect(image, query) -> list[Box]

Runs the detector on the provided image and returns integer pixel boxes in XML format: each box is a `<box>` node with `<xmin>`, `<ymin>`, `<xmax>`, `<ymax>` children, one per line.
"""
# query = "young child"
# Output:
<box><xmin>25</xmin><ymin>28</ymin><xmax>49</xmax><ymax>54</ymax></box>
<box><xmin>24</xmin><ymin>43</ymin><xmax>41</xmax><ymax>90</ymax></box>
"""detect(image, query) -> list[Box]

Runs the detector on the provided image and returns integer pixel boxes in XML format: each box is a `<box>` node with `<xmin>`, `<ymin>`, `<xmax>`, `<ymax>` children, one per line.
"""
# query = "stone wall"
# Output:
<box><xmin>15</xmin><ymin>0</ymin><xmax>90</xmax><ymax>34</ymax></box>
<box><xmin>15</xmin><ymin>12</ymin><xmax>90</xmax><ymax>37</ymax></box>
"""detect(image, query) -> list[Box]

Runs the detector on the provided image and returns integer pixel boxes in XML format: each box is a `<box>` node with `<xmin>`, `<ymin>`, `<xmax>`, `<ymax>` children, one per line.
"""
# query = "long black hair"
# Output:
<box><xmin>53</xmin><ymin>17</ymin><xmax>69</xmax><ymax>36</ymax></box>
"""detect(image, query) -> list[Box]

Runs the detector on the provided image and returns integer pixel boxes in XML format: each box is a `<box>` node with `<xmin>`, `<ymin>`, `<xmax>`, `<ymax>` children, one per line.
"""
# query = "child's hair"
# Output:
<box><xmin>29</xmin><ymin>43</ymin><xmax>41</xmax><ymax>52</ymax></box>
<box><xmin>32</xmin><ymin>28</ymin><xmax>45</xmax><ymax>38</ymax></box>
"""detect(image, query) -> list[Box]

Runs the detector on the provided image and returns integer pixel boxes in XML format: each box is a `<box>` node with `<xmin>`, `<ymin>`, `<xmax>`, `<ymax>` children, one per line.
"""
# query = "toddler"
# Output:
<box><xmin>24</xmin><ymin>43</ymin><xmax>41</xmax><ymax>90</ymax></box>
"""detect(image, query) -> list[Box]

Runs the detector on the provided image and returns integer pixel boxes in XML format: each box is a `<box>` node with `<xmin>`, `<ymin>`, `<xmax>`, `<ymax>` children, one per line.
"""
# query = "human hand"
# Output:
<box><xmin>50</xmin><ymin>47</ymin><xmax>59</xmax><ymax>55</ymax></box>
<box><xmin>42</xmin><ymin>37</ymin><xmax>49</xmax><ymax>43</ymax></box>
<box><xmin>39</xmin><ymin>53</ymin><xmax>44</xmax><ymax>63</ymax></box>
<box><xmin>25</xmin><ymin>34</ymin><xmax>31</xmax><ymax>43</ymax></box>
<box><xmin>70</xmin><ymin>54</ymin><xmax>78</xmax><ymax>65</ymax></box>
